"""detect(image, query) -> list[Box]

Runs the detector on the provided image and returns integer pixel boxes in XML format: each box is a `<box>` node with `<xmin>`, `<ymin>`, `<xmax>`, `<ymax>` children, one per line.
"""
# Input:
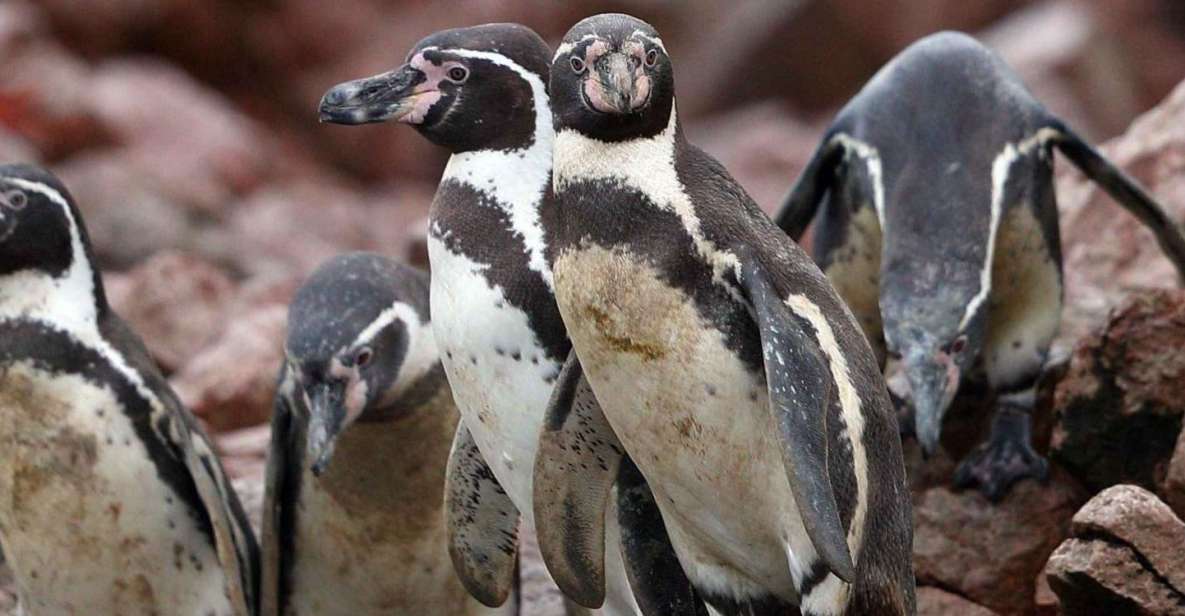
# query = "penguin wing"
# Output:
<box><xmin>261</xmin><ymin>390</ymin><xmax>296</xmax><ymax>616</ymax></box>
<box><xmin>737</xmin><ymin>253</ymin><xmax>856</xmax><ymax>583</ymax></box>
<box><xmin>616</xmin><ymin>457</ymin><xmax>708</xmax><ymax>616</ymax></box>
<box><xmin>532</xmin><ymin>351</ymin><xmax>624</xmax><ymax>609</ymax></box>
<box><xmin>1048</xmin><ymin>119</ymin><xmax>1185</xmax><ymax>283</ymax></box>
<box><xmin>774</xmin><ymin>129</ymin><xmax>844</xmax><ymax>241</ymax></box>
<box><xmin>103</xmin><ymin>315</ymin><xmax>261</xmax><ymax>615</ymax></box>
<box><xmin>444</xmin><ymin>421</ymin><xmax>521</xmax><ymax>608</ymax></box>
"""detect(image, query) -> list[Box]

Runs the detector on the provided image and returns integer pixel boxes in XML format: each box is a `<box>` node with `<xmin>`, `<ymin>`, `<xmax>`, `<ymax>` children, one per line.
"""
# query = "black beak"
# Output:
<box><xmin>319</xmin><ymin>65</ymin><xmax>423</xmax><ymax>125</ymax></box>
<box><xmin>590</xmin><ymin>52</ymin><xmax>649</xmax><ymax>114</ymax></box>
<box><xmin>905</xmin><ymin>352</ymin><xmax>960</xmax><ymax>456</ymax></box>
<box><xmin>305</xmin><ymin>382</ymin><xmax>346</xmax><ymax>476</ymax></box>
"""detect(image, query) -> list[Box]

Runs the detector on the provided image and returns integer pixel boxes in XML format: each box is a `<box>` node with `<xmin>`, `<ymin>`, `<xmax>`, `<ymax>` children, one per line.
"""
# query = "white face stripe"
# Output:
<box><xmin>553</xmin><ymin>34</ymin><xmax>598</xmax><ymax>62</ymax></box>
<box><xmin>355</xmin><ymin>301</ymin><xmax>439</xmax><ymax>399</ymax></box>
<box><xmin>553</xmin><ymin>105</ymin><xmax>742</xmax><ymax>297</ymax></box>
<box><xmin>829</xmin><ymin>133</ymin><xmax>886</xmax><ymax>230</ymax></box>
<box><xmin>435</xmin><ymin>48</ymin><xmax>556</xmax><ymax>290</ymax></box>
<box><xmin>959</xmin><ymin>127</ymin><xmax>1059</xmax><ymax>330</ymax></box>
<box><xmin>784</xmin><ymin>294</ymin><xmax>868</xmax><ymax>562</ymax></box>
<box><xmin>631</xmin><ymin>31</ymin><xmax>666</xmax><ymax>52</ymax></box>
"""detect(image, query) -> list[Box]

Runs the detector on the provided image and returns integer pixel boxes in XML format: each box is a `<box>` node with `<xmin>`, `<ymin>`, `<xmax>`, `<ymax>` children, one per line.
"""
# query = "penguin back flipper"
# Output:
<box><xmin>774</xmin><ymin>130</ymin><xmax>843</xmax><ymax>241</ymax></box>
<box><xmin>532</xmin><ymin>351</ymin><xmax>625</xmax><ymax>609</ymax></box>
<box><xmin>444</xmin><ymin>422</ymin><xmax>521</xmax><ymax>608</ymax></box>
<box><xmin>737</xmin><ymin>252</ymin><xmax>855</xmax><ymax>584</ymax></box>
<box><xmin>616</xmin><ymin>457</ymin><xmax>707</xmax><ymax>616</ymax></box>
<box><xmin>107</xmin><ymin>315</ymin><xmax>261</xmax><ymax>615</ymax></box>
<box><xmin>1050</xmin><ymin>119</ymin><xmax>1185</xmax><ymax>283</ymax></box>
<box><xmin>261</xmin><ymin>392</ymin><xmax>294</xmax><ymax>616</ymax></box>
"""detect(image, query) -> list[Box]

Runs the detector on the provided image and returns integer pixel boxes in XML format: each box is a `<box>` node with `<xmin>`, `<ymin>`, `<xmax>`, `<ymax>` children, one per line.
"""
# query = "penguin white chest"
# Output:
<box><xmin>427</xmin><ymin>236</ymin><xmax>561</xmax><ymax>515</ymax></box>
<box><xmin>552</xmin><ymin>245</ymin><xmax>810</xmax><ymax>603</ymax></box>
<box><xmin>0</xmin><ymin>362</ymin><xmax>232</xmax><ymax>616</ymax></box>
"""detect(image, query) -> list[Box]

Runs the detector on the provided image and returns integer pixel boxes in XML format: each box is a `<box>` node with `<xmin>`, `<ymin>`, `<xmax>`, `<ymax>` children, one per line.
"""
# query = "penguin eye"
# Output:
<box><xmin>644</xmin><ymin>49</ymin><xmax>659</xmax><ymax>67</ymax></box>
<box><xmin>570</xmin><ymin>56</ymin><xmax>586</xmax><ymax>74</ymax></box>
<box><xmin>354</xmin><ymin>347</ymin><xmax>374</xmax><ymax>367</ymax></box>
<box><xmin>447</xmin><ymin>66</ymin><xmax>468</xmax><ymax>83</ymax></box>
<box><xmin>950</xmin><ymin>336</ymin><xmax>967</xmax><ymax>355</ymax></box>
<box><xmin>1</xmin><ymin>189</ymin><xmax>26</xmax><ymax>210</ymax></box>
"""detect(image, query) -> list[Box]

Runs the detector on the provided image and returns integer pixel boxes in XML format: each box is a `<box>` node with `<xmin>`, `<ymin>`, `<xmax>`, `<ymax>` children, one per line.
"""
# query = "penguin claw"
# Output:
<box><xmin>952</xmin><ymin>409</ymin><xmax>1049</xmax><ymax>502</ymax></box>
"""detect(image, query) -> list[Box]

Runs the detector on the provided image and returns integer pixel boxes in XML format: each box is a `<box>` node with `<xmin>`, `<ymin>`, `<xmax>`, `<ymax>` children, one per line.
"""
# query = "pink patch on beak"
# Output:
<box><xmin>396</xmin><ymin>52</ymin><xmax>457</xmax><ymax>125</ymax></box>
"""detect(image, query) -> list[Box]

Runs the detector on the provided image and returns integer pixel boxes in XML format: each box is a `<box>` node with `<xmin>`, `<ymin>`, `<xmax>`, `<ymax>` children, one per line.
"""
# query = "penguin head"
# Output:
<box><xmin>319</xmin><ymin>23</ymin><xmax>551</xmax><ymax>153</ymax></box>
<box><xmin>550</xmin><ymin>13</ymin><xmax>675</xmax><ymax>142</ymax></box>
<box><xmin>284</xmin><ymin>253</ymin><xmax>436</xmax><ymax>476</ymax></box>
<box><xmin>882</xmin><ymin>259</ymin><xmax>987</xmax><ymax>455</ymax></box>
<box><xmin>0</xmin><ymin>163</ymin><xmax>106</xmax><ymax>315</ymax></box>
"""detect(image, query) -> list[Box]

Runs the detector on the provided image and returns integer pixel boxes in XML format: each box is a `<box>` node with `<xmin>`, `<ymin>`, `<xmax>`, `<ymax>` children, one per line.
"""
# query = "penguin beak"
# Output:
<box><xmin>905</xmin><ymin>350</ymin><xmax>961</xmax><ymax>456</ymax></box>
<box><xmin>584</xmin><ymin>52</ymin><xmax>651</xmax><ymax>114</ymax></box>
<box><xmin>305</xmin><ymin>382</ymin><xmax>346</xmax><ymax>476</ymax></box>
<box><xmin>319</xmin><ymin>65</ymin><xmax>428</xmax><ymax>125</ymax></box>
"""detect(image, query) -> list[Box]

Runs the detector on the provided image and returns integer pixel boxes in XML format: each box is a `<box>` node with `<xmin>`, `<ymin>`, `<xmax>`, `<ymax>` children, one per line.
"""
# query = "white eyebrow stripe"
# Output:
<box><xmin>553</xmin><ymin>34</ymin><xmax>599</xmax><ymax>62</ymax></box>
<box><xmin>631</xmin><ymin>31</ymin><xmax>666</xmax><ymax>52</ymax></box>
<box><xmin>353</xmin><ymin>301</ymin><xmax>420</xmax><ymax>349</ymax></box>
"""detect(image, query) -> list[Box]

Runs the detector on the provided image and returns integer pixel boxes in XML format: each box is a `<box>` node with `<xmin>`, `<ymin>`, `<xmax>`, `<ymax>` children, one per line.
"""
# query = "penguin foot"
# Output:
<box><xmin>953</xmin><ymin>408</ymin><xmax>1049</xmax><ymax>502</ymax></box>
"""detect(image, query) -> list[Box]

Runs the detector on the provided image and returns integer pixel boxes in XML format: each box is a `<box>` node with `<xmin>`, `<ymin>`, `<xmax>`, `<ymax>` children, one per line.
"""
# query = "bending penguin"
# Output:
<box><xmin>0</xmin><ymin>163</ymin><xmax>258</xmax><ymax>615</ymax></box>
<box><xmin>535</xmin><ymin>14</ymin><xmax>915</xmax><ymax>616</ymax></box>
<box><xmin>319</xmin><ymin>23</ymin><xmax>696</xmax><ymax>616</ymax></box>
<box><xmin>774</xmin><ymin>31</ymin><xmax>1185</xmax><ymax>500</ymax></box>
<box><xmin>261</xmin><ymin>253</ymin><xmax>506</xmax><ymax>615</ymax></box>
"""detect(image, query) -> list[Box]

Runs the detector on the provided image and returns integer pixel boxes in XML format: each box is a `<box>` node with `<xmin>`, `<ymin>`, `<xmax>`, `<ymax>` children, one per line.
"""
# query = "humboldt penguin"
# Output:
<box><xmin>260</xmin><ymin>253</ymin><xmax>506</xmax><ymax>615</ymax></box>
<box><xmin>0</xmin><ymin>163</ymin><xmax>258</xmax><ymax>615</ymax></box>
<box><xmin>534</xmin><ymin>13</ymin><xmax>915</xmax><ymax>616</ymax></box>
<box><xmin>774</xmin><ymin>31</ymin><xmax>1185</xmax><ymax>501</ymax></box>
<box><xmin>319</xmin><ymin>23</ymin><xmax>695</xmax><ymax>615</ymax></box>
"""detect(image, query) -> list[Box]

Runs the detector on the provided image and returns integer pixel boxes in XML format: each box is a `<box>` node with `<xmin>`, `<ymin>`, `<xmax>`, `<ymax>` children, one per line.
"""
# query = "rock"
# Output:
<box><xmin>1071</xmin><ymin>485</ymin><xmax>1185</xmax><ymax>594</ymax></box>
<box><xmin>1033</xmin><ymin>568</ymin><xmax>1059</xmax><ymax>616</ymax></box>
<box><xmin>106</xmin><ymin>251</ymin><xmax>235</xmax><ymax>374</ymax></box>
<box><xmin>56</xmin><ymin>152</ymin><xmax>209</xmax><ymax>269</ymax></box>
<box><xmin>216</xmin><ymin>424</ymin><xmax>270</xmax><ymax>483</ymax></box>
<box><xmin>1046</xmin><ymin>538</ymin><xmax>1185</xmax><ymax>615</ymax></box>
<box><xmin>913</xmin><ymin>466</ymin><xmax>1085</xmax><ymax>615</ymax></box>
<box><xmin>1051</xmin><ymin>290</ymin><xmax>1185</xmax><ymax>493</ymax></box>
<box><xmin>1045</xmin><ymin>485</ymin><xmax>1185</xmax><ymax>615</ymax></box>
<box><xmin>0</xmin><ymin>127</ymin><xmax>37</xmax><ymax>164</ymax></box>
<box><xmin>916</xmin><ymin>587</ymin><xmax>998</xmax><ymax>616</ymax></box>
<box><xmin>1056</xmin><ymin>78</ymin><xmax>1185</xmax><ymax>343</ymax></box>
<box><xmin>88</xmin><ymin>58</ymin><xmax>274</xmax><ymax>215</ymax></box>
<box><xmin>1165</xmin><ymin>429</ymin><xmax>1185</xmax><ymax>519</ymax></box>
<box><xmin>171</xmin><ymin>304</ymin><xmax>287</xmax><ymax>433</ymax></box>
<box><xmin>231</xmin><ymin>474</ymin><xmax>264</xmax><ymax>540</ymax></box>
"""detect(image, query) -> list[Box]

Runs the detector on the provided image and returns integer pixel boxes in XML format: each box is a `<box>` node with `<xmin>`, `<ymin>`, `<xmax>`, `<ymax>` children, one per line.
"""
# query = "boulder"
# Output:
<box><xmin>1051</xmin><ymin>290</ymin><xmax>1185</xmax><ymax>493</ymax></box>
<box><xmin>1046</xmin><ymin>485</ymin><xmax>1185</xmax><ymax>615</ymax></box>
<box><xmin>170</xmin><ymin>303</ymin><xmax>287</xmax><ymax>433</ymax></box>
<box><xmin>106</xmin><ymin>251</ymin><xmax>235</xmax><ymax>374</ymax></box>
<box><xmin>1056</xmin><ymin>78</ymin><xmax>1185</xmax><ymax>342</ymax></box>
<box><xmin>913</xmin><ymin>466</ymin><xmax>1085</xmax><ymax>615</ymax></box>
<box><xmin>916</xmin><ymin>587</ymin><xmax>999</xmax><ymax>616</ymax></box>
<box><xmin>1165</xmin><ymin>429</ymin><xmax>1185</xmax><ymax>519</ymax></box>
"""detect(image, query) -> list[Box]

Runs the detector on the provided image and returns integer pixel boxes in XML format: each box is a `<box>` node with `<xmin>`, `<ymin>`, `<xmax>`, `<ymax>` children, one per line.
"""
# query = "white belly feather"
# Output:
<box><xmin>0</xmin><ymin>362</ymin><xmax>232</xmax><ymax>616</ymax></box>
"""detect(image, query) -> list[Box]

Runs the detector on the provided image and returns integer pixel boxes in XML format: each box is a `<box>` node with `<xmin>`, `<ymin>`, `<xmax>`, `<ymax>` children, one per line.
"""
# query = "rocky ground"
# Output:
<box><xmin>3</xmin><ymin>0</ymin><xmax>1185</xmax><ymax>614</ymax></box>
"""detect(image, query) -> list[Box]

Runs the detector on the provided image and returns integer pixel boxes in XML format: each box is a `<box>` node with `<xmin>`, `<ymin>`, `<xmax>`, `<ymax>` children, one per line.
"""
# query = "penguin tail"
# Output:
<box><xmin>774</xmin><ymin>130</ymin><xmax>845</xmax><ymax>241</ymax></box>
<box><xmin>1049</xmin><ymin>119</ymin><xmax>1185</xmax><ymax>284</ymax></box>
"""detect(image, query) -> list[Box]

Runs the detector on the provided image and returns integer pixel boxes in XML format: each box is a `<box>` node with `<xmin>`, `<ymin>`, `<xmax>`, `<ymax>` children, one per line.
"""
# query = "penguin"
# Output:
<box><xmin>0</xmin><ymin>163</ymin><xmax>259</xmax><ymax>615</ymax></box>
<box><xmin>773</xmin><ymin>31</ymin><xmax>1185</xmax><ymax>501</ymax></box>
<box><xmin>260</xmin><ymin>252</ymin><xmax>505</xmax><ymax>616</ymax></box>
<box><xmin>319</xmin><ymin>23</ymin><xmax>698</xmax><ymax>616</ymax></box>
<box><xmin>534</xmin><ymin>14</ymin><xmax>916</xmax><ymax>616</ymax></box>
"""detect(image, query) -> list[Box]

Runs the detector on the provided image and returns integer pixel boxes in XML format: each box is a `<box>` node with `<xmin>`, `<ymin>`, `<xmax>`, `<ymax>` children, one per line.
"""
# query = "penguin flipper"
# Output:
<box><xmin>533</xmin><ymin>351</ymin><xmax>624</xmax><ymax>609</ymax></box>
<box><xmin>1050</xmin><ymin>120</ymin><xmax>1185</xmax><ymax>283</ymax></box>
<box><xmin>104</xmin><ymin>314</ymin><xmax>261</xmax><ymax>615</ymax></box>
<box><xmin>774</xmin><ymin>130</ymin><xmax>843</xmax><ymax>241</ymax></box>
<box><xmin>261</xmin><ymin>392</ymin><xmax>294</xmax><ymax>616</ymax></box>
<box><xmin>738</xmin><ymin>255</ymin><xmax>856</xmax><ymax>584</ymax></box>
<box><xmin>616</xmin><ymin>457</ymin><xmax>708</xmax><ymax>616</ymax></box>
<box><xmin>445</xmin><ymin>422</ymin><xmax>521</xmax><ymax>608</ymax></box>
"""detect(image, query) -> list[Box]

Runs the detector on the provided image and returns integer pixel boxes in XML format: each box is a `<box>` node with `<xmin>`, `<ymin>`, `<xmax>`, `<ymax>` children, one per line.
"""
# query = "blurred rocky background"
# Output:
<box><xmin>2</xmin><ymin>0</ymin><xmax>1185</xmax><ymax>614</ymax></box>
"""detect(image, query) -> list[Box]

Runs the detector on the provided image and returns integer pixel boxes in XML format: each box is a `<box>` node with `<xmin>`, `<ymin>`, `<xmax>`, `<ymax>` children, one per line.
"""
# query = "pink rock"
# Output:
<box><xmin>1165</xmin><ymin>429</ymin><xmax>1185</xmax><ymax>519</ymax></box>
<box><xmin>171</xmin><ymin>304</ymin><xmax>287</xmax><ymax>433</ymax></box>
<box><xmin>1046</xmin><ymin>538</ymin><xmax>1185</xmax><ymax>615</ymax></box>
<box><xmin>916</xmin><ymin>587</ymin><xmax>998</xmax><ymax>616</ymax></box>
<box><xmin>1071</xmin><ymin>485</ymin><xmax>1185</xmax><ymax>594</ymax></box>
<box><xmin>913</xmin><ymin>467</ymin><xmax>1085</xmax><ymax>615</ymax></box>
<box><xmin>106</xmin><ymin>251</ymin><xmax>235</xmax><ymax>374</ymax></box>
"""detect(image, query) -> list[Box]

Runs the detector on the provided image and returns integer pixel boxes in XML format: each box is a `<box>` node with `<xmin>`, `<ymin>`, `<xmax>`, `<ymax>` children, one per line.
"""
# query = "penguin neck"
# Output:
<box><xmin>553</xmin><ymin>102</ymin><xmax>682</xmax><ymax>194</ymax></box>
<box><xmin>0</xmin><ymin>179</ymin><xmax>108</xmax><ymax>334</ymax></box>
